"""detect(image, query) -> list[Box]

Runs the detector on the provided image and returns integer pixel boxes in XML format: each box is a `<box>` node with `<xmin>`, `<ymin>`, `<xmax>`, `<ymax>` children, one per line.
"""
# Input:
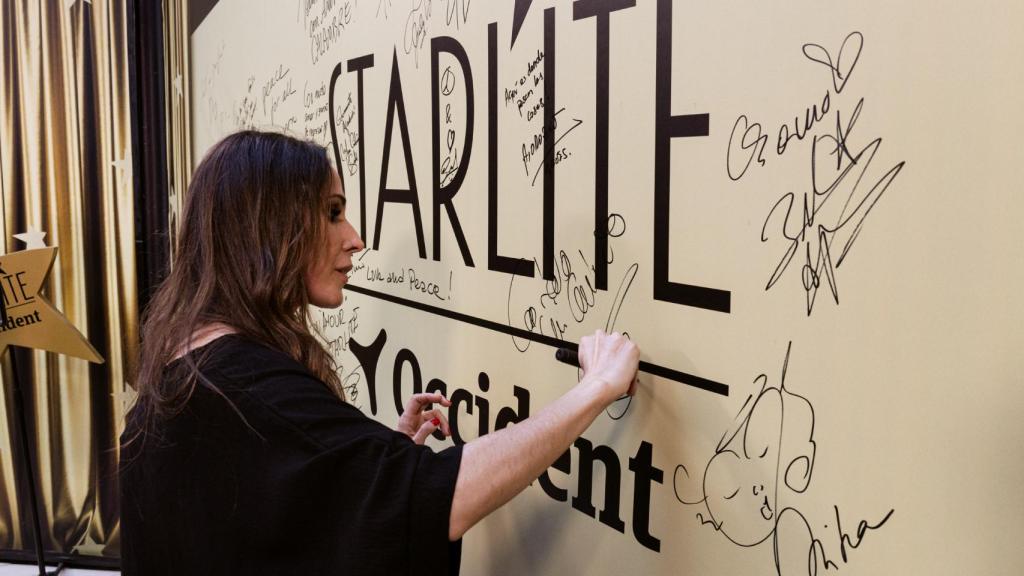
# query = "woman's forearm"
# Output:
<box><xmin>447</xmin><ymin>375</ymin><xmax>613</xmax><ymax>541</ymax></box>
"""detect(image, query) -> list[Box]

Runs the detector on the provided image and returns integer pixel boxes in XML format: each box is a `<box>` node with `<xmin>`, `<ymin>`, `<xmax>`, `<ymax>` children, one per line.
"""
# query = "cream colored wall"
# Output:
<box><xmin>189</xmin><ymin>1</ymin><xmax>1024</xmax><ymax>574</ymax></box>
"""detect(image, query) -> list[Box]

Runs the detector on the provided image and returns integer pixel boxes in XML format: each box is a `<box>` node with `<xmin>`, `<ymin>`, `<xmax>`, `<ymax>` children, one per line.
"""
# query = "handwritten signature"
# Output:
<box><xmin>673</xmin><ymin>343</ymin><xmax>894</xmax><ymax>575</ymax></box>
<box><xmin>520</xmin><ymin>107</ymin><xmax>584</xmax><ymax>187</ymax></box>
<box><xmin>443</xmin><ymin>0</ymin><xmax>471</xmax><ymax>29</ymax></box>
<box><xmin>314</xmin><ymin>303</ymin><xmax>363</xmax><ymax>407</ymax></box>
<box><xmin>440</xmin><ymin>69</ymin><xmax>462</xmax><ymax>187</ymax></box>
<box><xmin>403</xmin><ymin>0</ymin><xmax>433</xmax><ymax>67</ymax></box>
<box><xmin>732</xmin><ymin>31</ymin><xmax>906</xmax><ymax>315</ymax></box>
<box><xmin>505</xmin><ymin>214</ymin><xmax>632</xmax><ymax>353</ymax></box>
<box><xmin>761</xmin><ymin>96</ymin><xmax>905</xmax><ymax>315</ymax></box>
<box><xmin>727</xmin><ymin>32</ymin><xmax>864</xmax><ymax>181</ymax></box>
<box><xmin>336</xmin><ymin>92</ymin><xmax>360</xmax><ymax>175</ymax></box>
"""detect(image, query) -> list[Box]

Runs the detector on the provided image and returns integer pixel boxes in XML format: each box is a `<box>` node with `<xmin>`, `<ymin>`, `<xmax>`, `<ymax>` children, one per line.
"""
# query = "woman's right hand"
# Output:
<box><xmin>577</xmin><ymin>330</ymin><xmax>640</xmax><ymax>404</ymax></box>
<box><xmin>449</xmin><ymin>329</ymin><xmax>641</xmax><ymax>540</ymax></box>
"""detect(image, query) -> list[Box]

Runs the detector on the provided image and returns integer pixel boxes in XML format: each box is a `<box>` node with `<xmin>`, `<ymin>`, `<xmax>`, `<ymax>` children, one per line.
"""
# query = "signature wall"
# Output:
<box><xmin>187</xmin><ymin>1</ymin><xmax>1024</xmax><ymax>575</ymax></box>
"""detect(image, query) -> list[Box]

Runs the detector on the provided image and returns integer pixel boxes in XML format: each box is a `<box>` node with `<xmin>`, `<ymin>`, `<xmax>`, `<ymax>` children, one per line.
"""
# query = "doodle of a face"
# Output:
<box><xmin>703</xmin><ymin>390</ymin><xmax>784</xmax><ymax>546</ymax></box>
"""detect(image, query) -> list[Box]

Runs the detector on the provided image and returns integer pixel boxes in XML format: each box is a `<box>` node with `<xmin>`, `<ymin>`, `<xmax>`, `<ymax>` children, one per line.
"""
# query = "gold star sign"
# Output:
<box><xmin>0</xmin><ymin>246</ymin><xmax>103</xmax><ymax>363</ymax></box>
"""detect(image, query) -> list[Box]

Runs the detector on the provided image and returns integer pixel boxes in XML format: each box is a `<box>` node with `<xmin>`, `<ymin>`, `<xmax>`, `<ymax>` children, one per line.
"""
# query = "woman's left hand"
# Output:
<box><xmin>396</xmin><ymin>392</ymin><xmax>452</xmax><ymax>444</ymax></box>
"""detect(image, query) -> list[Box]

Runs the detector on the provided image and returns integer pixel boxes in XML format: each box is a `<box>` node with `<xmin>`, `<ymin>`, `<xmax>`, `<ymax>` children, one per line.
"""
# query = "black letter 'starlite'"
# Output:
<box><xmin>432</xmin><ymin>37</ymin><xmax>475</xmax><ymax>266</ymax></box>
<box><xmin>573</xmin><ymin>0</ymin><xmax>636</xmax><ymax>290</ymax></box>
<box><xmin>328</xmin><ymin>62</ymin><xmax>346</xmax><ymax>191</ymax></box>
<box><xmin>375</xmin><ymin>50</ymin><xmax>427</xmax><ymax>258</ymax></box>
<box><xmin>347</xmin><ymin>54</ymin><xmax>374</xmax><ymax>243</ymax></box>
<box><xmin>541</xmin><ymin>7</ymin><xmax>556</xmax><ymax>281</ymax></box>
<box><xmin>654</xmin><ymin>0</ymin><xmax>731</xmax><ymax>312</ymax></box>
<box><xmin>488</xmin><ymin>22</ymin><xmax>534</xmax><ymax>278</ymax></box>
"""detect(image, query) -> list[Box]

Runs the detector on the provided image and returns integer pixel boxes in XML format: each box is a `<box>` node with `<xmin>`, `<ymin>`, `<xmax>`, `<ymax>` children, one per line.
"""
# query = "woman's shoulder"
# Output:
<box><xmin>184</xmin><ymin>334</ymin><xmax>334</xmax><ymax>397</ymax></box>
<box><xmin>190</xmin><ymin>333</ymin><xmax>302</xmax><ymax>369</ymax></box>
<box><xmin>182</xmin><ymin>334</ymin><xmax>376</xmax><ymax>446</ymax></box>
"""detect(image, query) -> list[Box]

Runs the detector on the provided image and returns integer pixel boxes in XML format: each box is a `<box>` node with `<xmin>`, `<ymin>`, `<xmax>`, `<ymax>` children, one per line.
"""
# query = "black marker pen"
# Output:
<box><xmin>556</xmin><ymin>347</ymin><xmax>637</xmax><ymax>400</ymax></box>
<box><xmin>554</xmin><ymin>348</ymin><xmax>579</xmax><ymax>367</ymax></box>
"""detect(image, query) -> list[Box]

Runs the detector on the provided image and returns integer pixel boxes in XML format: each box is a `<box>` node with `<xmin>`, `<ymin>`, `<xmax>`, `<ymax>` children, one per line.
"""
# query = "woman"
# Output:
<box><xmin>120</xmin><ymin>130</ymin><xmax>640</xmax><ymax>575</ymax></box>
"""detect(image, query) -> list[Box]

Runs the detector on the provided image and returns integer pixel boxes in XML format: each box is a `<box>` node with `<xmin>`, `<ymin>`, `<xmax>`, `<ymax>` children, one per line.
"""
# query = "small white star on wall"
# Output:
<box><xmin>13</xmin><ymin>227</ymin><xmax>47</xmax><ymax>249</ymax></box>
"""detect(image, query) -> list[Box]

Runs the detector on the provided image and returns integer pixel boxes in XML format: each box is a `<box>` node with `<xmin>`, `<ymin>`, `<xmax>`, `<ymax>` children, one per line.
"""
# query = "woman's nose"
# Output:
<box><xmin>345</xmin><ymin>226</ymin><xmax>366</xmax><ymax>253</ymax></box>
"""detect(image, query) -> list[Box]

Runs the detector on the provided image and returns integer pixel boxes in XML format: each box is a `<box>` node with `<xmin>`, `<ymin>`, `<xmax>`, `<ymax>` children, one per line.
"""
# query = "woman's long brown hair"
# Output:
<box><xmin>133</xmin><ymin>130</ymin><xmax>343</xmax><ymax>429</ymax></box>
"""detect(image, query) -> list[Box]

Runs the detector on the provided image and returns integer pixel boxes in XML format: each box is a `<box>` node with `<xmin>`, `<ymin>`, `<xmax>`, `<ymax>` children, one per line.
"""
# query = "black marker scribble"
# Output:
<box><xmin>673</xmin><ymin>343</ymin><xmax>894</xmax><ymax>576</ymax></box>
<box><xmin>727</xmin><ymin>32</ymin><xmax>864</xmax><ymax>181</ymax></box>
<box><xmin>443</xmin><ymin>0</ymin><xmax>471</xmax><ymax>29</ymax></box>
<box><xmin>732</xmin><ymin>31</ymin><xmax>907</xmax><ymax>315</ymax></box>
<box><xmin>761</xmin><ymin>97</ymin><xmax>905</xmax><ymax>315</ymax></box>
<box><xmin>439</xmin><ymin>65</ymin><xmax>462</xmax><ymax>188</ymax></box>
<box><xmin>403</xmin><ymin>0</ymin><xmax>432</xmax><ymax>68</ymax></box>
<box><xmin>505</xmin><ymin>214</ymin><xmax>629</xmax><ymax>354</ymax></box>
<box><xmin>530</xmin><ymin>113</ymin><xmax>582</xmax><ymax>187</ymax></box>
<box><xmin>518</xmin><ymin>108</ymin><xmax>582</xmax><ymax>187</ymax></box>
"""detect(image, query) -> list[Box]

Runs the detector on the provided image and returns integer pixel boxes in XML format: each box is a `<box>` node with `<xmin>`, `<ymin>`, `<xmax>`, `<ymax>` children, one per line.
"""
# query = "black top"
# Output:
<box><xmin>119</xmin><ymin>335</ymin><xmax>463</xmax><ymax>575</ymax></box>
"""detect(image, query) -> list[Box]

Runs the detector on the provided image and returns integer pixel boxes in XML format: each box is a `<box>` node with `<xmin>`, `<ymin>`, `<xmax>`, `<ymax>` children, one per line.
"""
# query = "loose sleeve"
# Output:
<box><xmin>224</xmin><ymin>349</ymin><xmax>466</xmax><ymax>574</ymax></box>
<box><xmin>301</xmin><ymin>425</ymin><xmax>464</xmax><ymax>574</ymax></box>
<box><xmin>407</xmin><ymin>442</ymin><xmax>463</xmax><ymax>573</ymax></box>
<box><xmin>122</xmin><ymin>336</ymin><xmax>467</xmax><ymax>576</ymax></box>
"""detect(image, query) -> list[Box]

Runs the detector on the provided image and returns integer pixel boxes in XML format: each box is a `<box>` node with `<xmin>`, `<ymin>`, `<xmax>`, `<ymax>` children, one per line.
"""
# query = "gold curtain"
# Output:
<box><xmin>164</xmin><ymin>0</ymin><xmax>191</xmax><ymax>243</ymax></box>
<box><xmin>0</xmin><ymin>0</ymin><xmax>135</xmax><ymax>558</ymax></box>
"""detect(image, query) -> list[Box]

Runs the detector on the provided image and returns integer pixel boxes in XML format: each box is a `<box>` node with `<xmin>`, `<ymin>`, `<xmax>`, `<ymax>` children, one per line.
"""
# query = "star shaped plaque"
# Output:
<box><xmin>0</xmin><ymin>246</ymin><xmax>103</xmax><ymax>363</ymax></box>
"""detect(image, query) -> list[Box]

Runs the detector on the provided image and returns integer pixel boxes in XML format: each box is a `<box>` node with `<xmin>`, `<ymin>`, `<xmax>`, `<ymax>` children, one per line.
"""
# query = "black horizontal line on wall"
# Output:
<box><xmin>344</xmin><ymin>283</ymin><xmax>730</xmax><ymax>396</ymax></box>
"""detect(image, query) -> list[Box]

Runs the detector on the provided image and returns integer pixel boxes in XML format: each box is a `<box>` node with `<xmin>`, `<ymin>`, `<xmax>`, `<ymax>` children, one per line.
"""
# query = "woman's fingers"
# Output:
<box><xmin>398</xmin><ymin>394</ymin><xmax>451</xmax><ymax>440</ymax></box>
<box><xmin>412</xmin><ymin>411</ymin><xmax>450</xmax><ymax>444</ymax></box>
<box><xmin>412</xmin><ymin>421</ymin><xmax>435</xmax><ymax>444</ymax></box>
<box><xmin>420</xmin><ymin>408</ymin><xmax>451</xmax><ymax>436</ymax></box>
<box><xmin>402</xmin><ymin>392</ymin><xmax>450</xmax><ymax>417</ymax></box>
<box><xmin>577</xmin><ymin>329</ymin><xmax>642</xmax><ymax>402</ymax></box>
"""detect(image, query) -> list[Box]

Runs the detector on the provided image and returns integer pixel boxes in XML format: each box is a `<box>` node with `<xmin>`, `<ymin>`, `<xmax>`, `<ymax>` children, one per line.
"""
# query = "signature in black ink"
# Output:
<box><xmin>234</xmin><ymin>75</ymin><xmax>258</xmax><ymax>128</ymax></box>
<box><xmin>519</xmin><ymin>107</ymin><xmax>583</xmax><ymax>186</ymax></box>
<box><xmin>761</xmin><ymin>96</ymin><xmax>905</xmax><ymax>315</ymax></box>
<box><xmin>341</xmin><ymin>369</ymin><xmax>361</xmax><ymax>408</ymax></box>
<box><xmin>673</xmin><ymin>343</ymin><xmax>894</xmax><ymax>576</ymax></box>
<box><xmin>505</xmin><ymin>214</ymin><xmax>629</xmax><ymax>353</ymax></box>
<box><xmin>335</xmin><ymin>92</ymin><xmax>360</xmax><ymax>175</ymax></box>
<box><xmin>727</xmin><ymin>32</ymin><xmax>864</xmax><ymax>181</ymax></box>
<box><xmin>440</xmin><ymin>144</ymin><xmax>461</xmax><ymax>187</ymax></box>
<box><xmin>440</xmin><ymin>69</ymin><xmax>461</xmax><ymax>187</ymax></box>
<box><xmin>443</xmin><ymin>0</ymin><xmax>470</xmax><ymax>29</ymax></box>
<box><xmin>330</xmin><ymin>360</ymin><xmax>363</xmax><ymax>409</ymax></box>
<box><xmin>308</xmin><ymin>1</ymin><xmax>353</xmax><ymax>65</ymax></box>
<box><xmin>318</xmin><ymin>304</ymin><xmax>365</xmax><ymax>409</ymax></box>
<box><xmin>403</xmin><ymin>0</ymin><xmax>433</xmax><ymax>67</ymax></box>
